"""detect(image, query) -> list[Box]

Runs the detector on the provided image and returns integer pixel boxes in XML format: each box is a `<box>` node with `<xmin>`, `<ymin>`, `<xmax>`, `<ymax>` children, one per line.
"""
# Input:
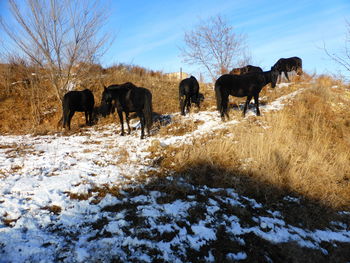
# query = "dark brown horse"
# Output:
<box><xmin>62</xmin><ymin>89</ymin><xmax>95</xmax><ymax>130</ymax></box>
<box><xmin>215</xmin><ymin>69</ymin><xmax>279</xmax><ymax>120</ymax></box>
<box><xmin>100</xmin><ymin>82</ymin><xmax>153</xmax><ymax>139</ymax></box>
<box><xmin>230</xmin><ymin>65</ymin><xmax>263</xmax><ymax>75</ymax></box>
<box><xmin>272</xmin><ymin>56</ymin><xmax>302</xmax><ymax>81</ymax></box>
<box><xmin>179</xmin><ymin>76</ymin><xmax>201</xmax><ymax>116</ymax></box>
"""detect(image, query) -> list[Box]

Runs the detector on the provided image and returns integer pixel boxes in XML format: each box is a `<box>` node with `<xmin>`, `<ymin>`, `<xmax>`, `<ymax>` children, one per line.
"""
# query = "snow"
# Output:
<box><xmin>227</xmin><ymin>252</ymin><xmax>247</xmax><ymax>261</ymax></box>
<box><xmin>0</xmin><ymin>86</ymin><xmax>349</xmax><ymax>262</ymax></box>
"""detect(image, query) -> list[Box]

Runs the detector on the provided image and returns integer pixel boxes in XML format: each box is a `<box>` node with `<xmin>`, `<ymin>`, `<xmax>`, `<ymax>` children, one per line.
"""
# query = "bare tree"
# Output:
<box><xmin>0</xmin><ymin>0</ymin><xmax>112</xmax><ymax>101</ymax></box>
<box><xmin>180</xmin><ymin>15</ymin><xmax>250</xmax><ymax>81</ymax></box>
<box><xmin>324</xmin><ymin>20</ymin><xmax>350</xmax><ymax>74</ymax></box>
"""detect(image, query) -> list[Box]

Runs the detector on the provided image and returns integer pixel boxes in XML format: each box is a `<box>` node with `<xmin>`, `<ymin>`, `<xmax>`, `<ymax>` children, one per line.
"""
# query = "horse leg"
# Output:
<box><xmin>117</xmin><ymin>110</ymin><xmax>125</xmax><ymax>136</ymax></box>
<box><xmin>243</xmin><ymin>96</ymin><xmax>252</xmax><ymax>117</ymax></box>
<box><xmin>180</xmin><ymin>96</ymin><xmax>186</xmax><ymax>116</ymax></box>
<box><xmin>146</xmin><ymin>120</ymin><xmax>150</xmax><ymax>136</ymax></box>
<box><xmin>63</xmin><ymin>110</ymin><xmax>69</xmax><ymax>129</ymax></box>
<box><xmin>85</xmin><ymin>111</ymin><xmax>89</xmax><ymax>126</ymax></box>
<box><xmin>284</xmin><ymin>71</ymin><xmax>290</xmax><ymax>82</ymax></box>
<box><xmin>254</xmin><ymin>94</ymin><xmax>260</xmax><ymax>116</ymax></box>
<box><xmin>138</xmin><ymin>111</ymin><xmax>145</xmax><ymax>139</ymax></box>
<box><xmin>278</xmin><ymin>71</ymin><xmax>283</xmax><ymax>84</ymax></box>
<box><xmin>297</xmin><ymin>67</ymin><xmax>303</xmax><ymax>76</ymax></box>
<box><xmin>68</xmin><ymin>111</ymin><xmax>75</xmax><ymax>130</ymax></box>
<box><xmin>221</xmin><ymin>95</ymin><xmax>229</xmax><ymax>121</ymax></box>
<box><xmin>185</xmin><ymin>96</ymin><xmax>191</xmax><ymax>114</ymax></box>
<box><xmin>125</xmin><ymin>112</ymin><xmax>131</xmax><ymax>135</ymax></box>
<box><xmin>88</xmin><ymin>110</ymin><xmax>93</xmax><ymax>125</ymax></box>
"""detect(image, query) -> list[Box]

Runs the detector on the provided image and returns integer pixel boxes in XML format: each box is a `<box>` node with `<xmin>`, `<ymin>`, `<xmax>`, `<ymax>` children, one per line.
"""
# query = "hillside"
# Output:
<box><xmin>0</xmin><ymin>72</ymin><xmax>350</xmax><ymax>262</ymax></box>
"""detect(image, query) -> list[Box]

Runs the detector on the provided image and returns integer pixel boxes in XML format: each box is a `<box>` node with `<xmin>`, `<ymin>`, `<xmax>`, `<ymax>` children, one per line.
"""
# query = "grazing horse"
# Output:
<box><xmin>215</xmin><ymin>69</ymin><xmax>279</xmax><ymax>120</ymax></box>
<box><xmin>62</xmin><ymin>89</ymin><xmax>95</xmax><ymax>130</ymax></box>
<box><xmin>272</xmin><ymin>56</ymin><xmax>302</xmax><ymax>81</ymax></box>
<box><xmin>179</xmin><ymin>76</ymin><xmax>201</xmax><ymax>116</ymax></box>
<box><xmin>230</xmin><ymin>65</ymin><xmax>263</xmax><ymax>75</ymax></box>
<box><xmin>100</xmin><ymin>82</ymin><xmax>153</xmax><ymax>139</ymax></box>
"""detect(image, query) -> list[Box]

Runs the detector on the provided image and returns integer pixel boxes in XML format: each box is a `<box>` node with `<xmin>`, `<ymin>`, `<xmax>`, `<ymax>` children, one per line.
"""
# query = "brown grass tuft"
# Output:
<box><xmin>159</xmin><ymin>80</ymin><xmax>350</xmax><ymax>209</ymax></box>
<box><xmin>42</xmin><ymin>205</ymin><xmax>62</xmax><ymax>215</ymax></box>
<box><xmin>158</xmin><ymin>116</ymin><xmax>204</xmax><ymax>136</ymax></box>
<box><xmin>0</xmin><ymin>62</ymin><xmax>200</xmax><ymax>134</ymax></box>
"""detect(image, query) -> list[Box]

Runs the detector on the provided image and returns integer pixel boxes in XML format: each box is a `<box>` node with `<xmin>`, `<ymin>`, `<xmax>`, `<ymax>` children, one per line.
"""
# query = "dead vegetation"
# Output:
<box><xmin>0</xmin><ymin>63</ymin><xmax>199</xmax><ymax>134</ymax></box>
<box><xmin>154</xmin><ymin>75</ymin><xmax>350</xmax><ymax>209</ymax></box>
<box><xmin>1</xmin><ymin>63</ymin><xmax>349</xmax><ymax>211</ymax></box>
<box><xmin>2</xmin><ymin>66</ymin><xmax>349</xmax><ymax>261</ymax></box>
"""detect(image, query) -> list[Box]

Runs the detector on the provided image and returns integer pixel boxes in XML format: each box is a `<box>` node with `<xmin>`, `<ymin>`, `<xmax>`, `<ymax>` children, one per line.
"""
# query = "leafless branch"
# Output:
<box><xmin>323</xmin><ymin>20</ymin><xmax>350</xmax><ymax>75</ymax></box>
<box><xmin>180</xmin><ymin>15</ymin><xmax>249</xmax><ymax>81</ymax></box>
<box><xmin>0</xmin><ymin>0</ymin><xmax>113</xmax><ymax>101</ymax></box>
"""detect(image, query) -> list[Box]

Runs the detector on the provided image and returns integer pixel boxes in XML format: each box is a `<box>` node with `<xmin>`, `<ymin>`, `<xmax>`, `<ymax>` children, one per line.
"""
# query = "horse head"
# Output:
<box><xmin>100</xmin><ymin>87</ymin><xmax>113</xmax><ymax>117</ymax></box>
<box><xmin>91</xmin><ymin>106</ymin><xmax>102</xmax><ymax>124</ymax></box>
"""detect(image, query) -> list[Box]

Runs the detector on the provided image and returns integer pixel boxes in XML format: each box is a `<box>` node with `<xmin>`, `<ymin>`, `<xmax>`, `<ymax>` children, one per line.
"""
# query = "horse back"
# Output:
<box><xmin>179</xmin><ymin>76</ymin><xmax>199</xmax><ymax>96</ymax></box>
<box><xmin>81</xmin><ymin>89</ymin><xmax>94</xmax><ymax>110</ymax></box>
<box><xmin>246</xmin><ymin>65</ymin><xmax>263</xmax><ymax>73</ymax></box>
<box><xmin>230</xmin><ymin>65</ymin><xmax>262</xmax><ymax>75</ymax></box>
<box><xmin>63</xmin><ymin>89</ymin><xmax>94</xmax><ymax>112</ymax></box>
<box><xmin>216</xmin><ymin>73</ymin><xmax>267</xmax><ymax>97</ymax></box>
<box><xmin>126</xmin><ymin>87</ymin><xmax>151</xmax><ymax>110</ymax></box>
<box><xmin>273</xmin><ymin>56</ymin><xmax>302</xmax><ymax>72</ymax></box>
<box><xmin>106</xmin><ymin>84</ymin><xmax>133</xmax><ymax>111</ymax></box>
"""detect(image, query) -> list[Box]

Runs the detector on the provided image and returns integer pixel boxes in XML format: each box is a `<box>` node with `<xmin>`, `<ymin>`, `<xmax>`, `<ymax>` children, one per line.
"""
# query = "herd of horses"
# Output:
<box><xmin>62</xmin><ymin>56</ymin><xmax>302</xmax><ymax>139</ymax></box>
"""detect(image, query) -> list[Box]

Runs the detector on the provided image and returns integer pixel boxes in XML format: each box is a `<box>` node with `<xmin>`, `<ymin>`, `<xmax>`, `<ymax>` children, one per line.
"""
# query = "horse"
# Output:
<box><xmin>179</xmin><ymin>76</ymin><xmax>201</xmax><ymax>116</ymax></box>
<box><xmin>215</xmin><ymin>69</ymin><xmax>279</xmax><ymax>120</ymax></box>
<box><xmin>62</xmin><ymin>89</ymin><xmax>95</xmax><ymax>130</ymax></box>
<box><xmin>100</xmin><ymin>82</ymin><xmax>153</xmax><ymax>139</ymax></box>
<box><xmin>230</xmin><ymin>65</ymin><xmax>263</xmax><ymax>75</ymax></box>
<box><xmin>272</xmin><ymin>56</ymin><xmax>302</xmax><ymax>82</ymax></box>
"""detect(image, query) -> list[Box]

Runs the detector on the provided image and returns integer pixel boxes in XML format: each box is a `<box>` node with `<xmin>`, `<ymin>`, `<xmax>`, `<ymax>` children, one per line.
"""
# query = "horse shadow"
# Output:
<box><xmin>92</xmin><ymin>107</ymin><xmax>173</xmax><ymax>136</ymax></box>
<box><xmin>229</xmin><ymin>100</ymin><xmax>268</xmax><ymax>114</ymax></box>
<box><xmin>132</xmin><ymin>112</ymin><xmax>173</xmax><ymax>134</ymax></box>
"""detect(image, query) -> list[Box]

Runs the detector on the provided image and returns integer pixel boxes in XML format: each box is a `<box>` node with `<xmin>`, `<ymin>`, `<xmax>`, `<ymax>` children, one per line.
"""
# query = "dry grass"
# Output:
<box><xmin>42</xmin><ymin>205</ymin><xmax>62</xmax><ymax>215</ymax></box>
<box><xmin>1</xmin><ymin>62</ymin><xmax>349</xmax><ymax>209</ymax></box>
<box><xmin>0</xmin><ymin>63</ymin><xmax>196</xmax><ymax>134</ymax></box>
<box><xmin>158</xmin><ymin>77</ymin><xmax>350</xmax><ymax>209</ymax></box>
<box><xmin>158</xmin><ymin>116</ymin><xmax>204</xmax><ymax>136</ymax></box>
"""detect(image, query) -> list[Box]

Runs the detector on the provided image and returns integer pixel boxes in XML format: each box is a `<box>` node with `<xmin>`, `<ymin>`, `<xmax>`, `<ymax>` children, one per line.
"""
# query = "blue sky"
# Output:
<box><xmin>1</xmin><ymin>0</ymin><xmax>350</xmax><ymax>79</ymax></box>
<box><xmin>103</xmin><ymin>0</ymin><xmax>350</xmax><ymax>78</ymax></box>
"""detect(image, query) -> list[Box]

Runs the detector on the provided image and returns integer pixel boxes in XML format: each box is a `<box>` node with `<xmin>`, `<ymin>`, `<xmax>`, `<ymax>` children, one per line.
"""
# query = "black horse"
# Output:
<box><xmin>272</xmin><ymin>56</ymin><xmax>302</xmax><ymax>81</ymax></box>
<box><xmin>215</xmin><ymin>69</ymin><xmax>279</xmax><ymax>120</ymax></box>
<box><xmin>179</xmin><ymin>76</ymin><xmax>201</xmax><ymax>116</ymax></box>
<box><xmin>100</xmin><ymin>82</ymin><xmax>153</xmax><ymax>139</ymax></box>
<box><xmin>62</xmin><ymin>89</ymin><xmax>95</xmax><ymax>130</ymax></box>
<box><xmin>230</xmin><ymin>65</ymin><xmax>263</xmax><ymax>75</ymax></box>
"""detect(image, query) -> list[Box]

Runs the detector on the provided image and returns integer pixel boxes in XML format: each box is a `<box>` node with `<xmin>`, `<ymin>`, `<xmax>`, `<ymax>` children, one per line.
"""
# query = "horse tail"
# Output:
<box><xmin>179</xmin><ymin>81</ymin><xmax>186</xmax><ymax>115</ymax></box>
<box><xmin>143</xmin><ymin>90</ymin><xmax>153</xmax><ymax>131</ymax></box>
<box><xmin>62</xmin><ymin>94</ymin><xmax>70</xmax><ymax>128</ymax></box>
<box><xmin>215</xmin><ymin>80</ymin><xmax>223</xmax><ymax>113</ymax></box>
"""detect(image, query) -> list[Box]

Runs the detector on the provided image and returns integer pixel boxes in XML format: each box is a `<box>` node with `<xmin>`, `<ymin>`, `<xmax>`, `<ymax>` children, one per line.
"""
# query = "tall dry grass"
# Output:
<box><xmin>161</xmin><ymin>77</ymin><xmax>350</xmax><ymax>208</ymax></box>
<box><xmin>0</xmin><ymin>63</ymin><xmax>213</xmax><ymax>134</ymax></box>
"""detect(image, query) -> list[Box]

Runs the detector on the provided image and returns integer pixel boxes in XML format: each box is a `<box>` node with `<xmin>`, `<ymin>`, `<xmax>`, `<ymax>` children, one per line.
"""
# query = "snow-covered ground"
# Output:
<box><xmin>0</xmin><ymin>86</ymin><xmax>349</xmax><ymax>262</ymax></box>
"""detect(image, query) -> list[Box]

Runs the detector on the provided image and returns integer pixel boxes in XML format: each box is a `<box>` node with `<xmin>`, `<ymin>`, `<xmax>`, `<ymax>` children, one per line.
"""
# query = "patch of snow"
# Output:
<box><xmin>227</xmin><ymin>252</ymin><xmax>247</xmax><ymax>261</ymax></box>
<box><xmin>0</xmin><ymin>87</ymin><xmax>349</xmax><ymax>261</ymax></box>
